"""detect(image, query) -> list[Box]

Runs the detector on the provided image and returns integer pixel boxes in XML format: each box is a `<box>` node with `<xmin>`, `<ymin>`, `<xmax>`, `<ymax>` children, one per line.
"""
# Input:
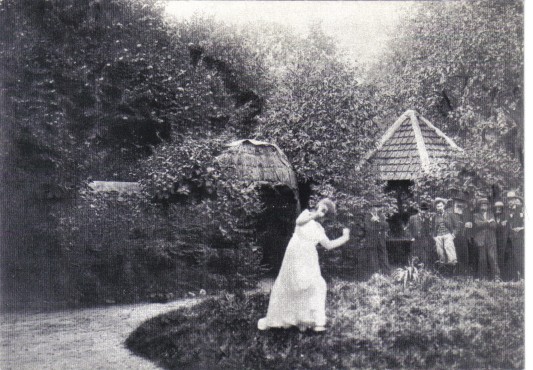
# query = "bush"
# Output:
<box><xmin>0</xmin><ymin>0</ymin><xmax>268</xmax><ymax>308</ymax></box>
<box><xmin>51</xmin><ymin>178</ymin><xmax>266</xmax><ymax>305</ymax></box>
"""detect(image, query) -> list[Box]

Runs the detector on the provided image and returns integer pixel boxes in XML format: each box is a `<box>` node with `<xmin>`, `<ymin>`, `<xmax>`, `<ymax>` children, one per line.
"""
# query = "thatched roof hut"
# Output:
<box><xmin>216</xmin><ymin>139</ymin><xmax>298</xmax><ymax>192</ymax></box>
<box><xmin>217</xmin><ymin>139</ymin><xmax>300</xmax><ymax>271</ymax></box>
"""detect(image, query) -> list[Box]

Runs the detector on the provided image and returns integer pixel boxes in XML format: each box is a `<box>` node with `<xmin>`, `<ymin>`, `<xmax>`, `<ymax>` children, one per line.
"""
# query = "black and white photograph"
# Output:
<box><xmin>0</xmin><ymin>0</ymin><xmax>526</xmax><ymax>369</ymax></box>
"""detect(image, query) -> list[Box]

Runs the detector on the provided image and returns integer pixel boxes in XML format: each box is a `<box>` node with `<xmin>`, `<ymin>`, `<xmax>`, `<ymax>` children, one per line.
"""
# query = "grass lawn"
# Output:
<box><xmin>126</xmin><ymin>274</ymin><xmax>524</xmax><ymax>369</ymax></box>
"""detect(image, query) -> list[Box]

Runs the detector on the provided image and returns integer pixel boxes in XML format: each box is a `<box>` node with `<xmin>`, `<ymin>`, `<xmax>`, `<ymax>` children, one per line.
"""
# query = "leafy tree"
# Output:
<box><xmin>413</xmin><ymin>138</ymin><xmax>523</xmax><ymax>202</ymax></box>
<box><xmin>366</xmin><ymin>0</ymin><xmax>523</xmax><ymax>198</ymax></box>
<box><xmin>1</xmin><ymin>0</ymin><xmax>264</xmax><ymax>188</ymax></box>
<box><xmin>252</xmin><ymin>23</ymin><xmax>396</xmax><ymax>228</ymax></box>
<box><xmin>0</xmin><ymin>0</ymin><xmax>269</xmax><ymax>304</ymax></box>
<box><xmin>369</xmin><ymin>0</ymin><xmax>522</xmax><ymax>153</ymax></box>
<box><xmin>137</xmin><ymin>19</ymin><xmax>398</xmax><ymax>275</ymax></box>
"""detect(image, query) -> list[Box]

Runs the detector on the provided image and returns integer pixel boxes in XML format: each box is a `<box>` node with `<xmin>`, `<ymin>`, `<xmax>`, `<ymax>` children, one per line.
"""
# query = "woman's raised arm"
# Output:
<box><xmin>319</xmin><ymin>228</ymin><xmax>350</xmax><ymax>250</ymax></box>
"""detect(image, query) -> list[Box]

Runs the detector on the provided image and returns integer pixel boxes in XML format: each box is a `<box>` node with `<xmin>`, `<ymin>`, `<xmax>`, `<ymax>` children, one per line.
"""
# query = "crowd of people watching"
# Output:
<box><xmin>365</xmin><ymin>190</ymin><xmax>524</xmax><ymax>281</ymax></box>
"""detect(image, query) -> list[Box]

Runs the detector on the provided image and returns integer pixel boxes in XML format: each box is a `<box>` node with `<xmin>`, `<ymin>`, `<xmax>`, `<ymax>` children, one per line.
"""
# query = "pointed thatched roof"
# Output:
<box><xmin>216</xmin><ymin>139</ymin><xmax>298</xmax><ymax>190</ymax></box>
<box><xmin>362</xmin><ymin>110</ymin><xmax>463</xmax><ymax>180</ymax></box>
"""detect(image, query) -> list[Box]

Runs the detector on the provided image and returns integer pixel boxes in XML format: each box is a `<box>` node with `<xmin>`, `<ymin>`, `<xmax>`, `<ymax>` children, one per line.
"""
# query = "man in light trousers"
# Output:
<box><xmin>431</xmin><ymin>197</ymin><xmax>458</xmax><ymax>266</ymax></box>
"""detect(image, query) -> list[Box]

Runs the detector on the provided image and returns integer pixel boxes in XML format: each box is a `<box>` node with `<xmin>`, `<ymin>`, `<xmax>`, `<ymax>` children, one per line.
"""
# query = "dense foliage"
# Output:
<box><xmin>53</xmin><ymin>187</ymin><xmax>263</xmax><ymax>305</ymax></box>
<box><xmin>368</xmin><ymin>0</ymin><xmax>523</xmax><ymax>198</ymax></box>
<box><xmin>0</xmin><ymin>0</ymin><xmax>523</xmax><ymax>307</ymax></box>
<box><xmin>119</xmin><ymin>12</ymin><xmax>398</xmax><ymax>280</ymax></box>
<box><xmin>0</xmin><ymin>0</ymin><xmax>269</xmax><ymax>306</ymax></box>
<box><xmin>412</xmin><ymin>137</ymin><xmax>523</xmax><ymax>202</ymax></box>
<box><xmin>141</xmin><ymin>16</ymin><xmax>396</xmax><ymax>218</ymax></box>
<box><xmin>253</xmin><ymin>23</ymin><xmax>396</xmax><ymax>223</ymax></box>
<box><xmin>126</xmin><ymin>276</ymin><xmax>524</xmax><ymax>369</ymax></box>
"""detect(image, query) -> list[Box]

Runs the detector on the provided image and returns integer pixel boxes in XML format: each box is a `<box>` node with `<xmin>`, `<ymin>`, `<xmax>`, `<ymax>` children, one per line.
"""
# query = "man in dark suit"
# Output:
<box><xmin>364</xmin><ymin>202</ymin><xmax>391</xmax><ymax>275</ymax></box>
<box><xmin>506</xmin><ymin>191</ymin><xmax>524</xmax><ymax>280</ymax></box>
<box><xmin>493</xmin><ymin>201</ymin><xmax>509</xmax><ymax>279</ymax></box>
<box><xmin>406</xmin><ymin>201</ymin><xmax>433</xmax><ymax>266</ymax></box>
<box><xmin>473</xmin><ymin>198</ymin><xmax>500</xmax><ymax>281</ymax></box>
<box><xmin>450</xmin><ymin>191</ymin><xmax>473</xmax><ymax>275</ymax></box>
<box><xmin>465</xmin><ymin>196</ymin><xmax>477</xmax><ymax>277</ymax></box>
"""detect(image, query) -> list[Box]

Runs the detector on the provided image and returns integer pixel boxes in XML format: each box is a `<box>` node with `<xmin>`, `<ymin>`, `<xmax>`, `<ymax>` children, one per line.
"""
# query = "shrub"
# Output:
<box><xmin>51</xmin><ymin>176</ymin><xmax>267</xmax><ymax>305</ymax></box>
<box><xmin>392</xmin><ymin>256</ymin><xmax>424</xmax><ymax>288</ymax></box>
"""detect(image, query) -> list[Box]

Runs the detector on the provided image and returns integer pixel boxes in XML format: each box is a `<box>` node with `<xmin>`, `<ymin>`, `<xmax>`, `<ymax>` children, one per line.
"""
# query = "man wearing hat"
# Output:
<box><xmin>473</xmin><ymin>197</ymin><xmax>500</xmax><ymax>280</ymax></box>
<box><xmin>431</xmin><ymin>197</ymin><xmax>458</xmax><ymax>266</ymax></box>
<box><xmin>364</xmin><ymin>201</ymin><xmax>391</xmax><ymax>275</ymax></box>
<box><xmin>450</xmin><ymin>190</ymin><xmax>473</xmax><ymax>275</ymax></box>
<box><xmin>406</xmin><ymin>201</ymin><xmax>433</xmax><ymax>266</ymax></box>
<box><xmin>494</xmin><ymin>201</ymin><xmax>509</xmax><ymax>279</ymax></box>
<box><xmin>506</xmin><ymin>191</ymin><xmax>524</xmax><ymax>280</ymax></box>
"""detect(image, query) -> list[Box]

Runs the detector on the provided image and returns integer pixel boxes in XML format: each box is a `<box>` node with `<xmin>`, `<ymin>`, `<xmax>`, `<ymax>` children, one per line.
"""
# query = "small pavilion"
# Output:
<box><xmin>361</xmin><ymin>109</ymin><xmax>464</xmax><ymax>263</ymax></box>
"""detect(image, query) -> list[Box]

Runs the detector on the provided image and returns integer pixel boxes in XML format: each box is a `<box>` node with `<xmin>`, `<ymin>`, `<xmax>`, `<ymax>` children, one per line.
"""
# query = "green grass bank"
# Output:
<box><xmin>126</xmin><ymin>275</ymin><xmax>524</xmax><ymax>369</ymax></box>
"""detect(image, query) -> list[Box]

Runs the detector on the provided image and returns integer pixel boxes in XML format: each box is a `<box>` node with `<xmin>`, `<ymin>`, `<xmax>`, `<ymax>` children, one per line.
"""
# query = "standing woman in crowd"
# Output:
<box><xmin>258</xmin><ymin>198</ymin><xmax>350</xmax><ymax>332</ymax></box>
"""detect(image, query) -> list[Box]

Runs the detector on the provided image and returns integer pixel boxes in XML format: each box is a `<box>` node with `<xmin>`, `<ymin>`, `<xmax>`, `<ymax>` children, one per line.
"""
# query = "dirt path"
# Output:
<box><xmin>0</xmin><ymin>298</ymin><xmax>201</xmax><ymax>370</ymax></box>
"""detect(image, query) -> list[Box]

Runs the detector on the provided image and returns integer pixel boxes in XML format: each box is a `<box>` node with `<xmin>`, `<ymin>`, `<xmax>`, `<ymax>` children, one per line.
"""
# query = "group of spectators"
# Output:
<box><xmin>364</xmin><ymin>190</ymin><xmax>524</xmax><ymax>281</ymax></box>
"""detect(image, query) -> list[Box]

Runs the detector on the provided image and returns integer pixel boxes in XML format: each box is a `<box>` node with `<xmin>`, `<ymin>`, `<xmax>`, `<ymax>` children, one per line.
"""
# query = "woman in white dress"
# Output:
<box><xmin>257</xmin><ymin>198</ymin><xmax>350</xmax><ymax>332</ymax></box>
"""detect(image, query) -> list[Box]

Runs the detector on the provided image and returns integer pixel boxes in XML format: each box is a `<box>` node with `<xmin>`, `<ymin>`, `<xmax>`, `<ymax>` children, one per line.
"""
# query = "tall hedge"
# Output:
<box><xmin>0</xmin><ymin>0</ymin><xmax>268</xmax><ymax>307</ymax></box>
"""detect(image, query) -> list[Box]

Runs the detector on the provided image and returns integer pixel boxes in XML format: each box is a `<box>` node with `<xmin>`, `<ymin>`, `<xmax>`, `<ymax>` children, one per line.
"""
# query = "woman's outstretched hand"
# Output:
<box><xmin>342</xmin><ymin>228</ymin><xmax>350</xmax><ymax>239</ymax></box>
<box><xmin>320</xmin><ymin>228</ymin><xmax>351</xmax><ymax>250</ymax></box>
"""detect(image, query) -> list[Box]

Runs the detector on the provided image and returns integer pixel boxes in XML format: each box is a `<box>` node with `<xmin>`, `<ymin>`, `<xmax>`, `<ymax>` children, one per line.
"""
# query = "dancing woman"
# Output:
<box><xmin>257</xmin><ymin>198</ymin><xmax>350</xmax><ymax>332</ymax></box>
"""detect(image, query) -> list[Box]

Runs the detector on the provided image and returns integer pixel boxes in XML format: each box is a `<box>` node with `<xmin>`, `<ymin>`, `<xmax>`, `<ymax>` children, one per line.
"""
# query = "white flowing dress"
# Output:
<box><xmin>258</xmin><ymin>210</ymin><xmax>328</xmax><ymax>330</ymax></box>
